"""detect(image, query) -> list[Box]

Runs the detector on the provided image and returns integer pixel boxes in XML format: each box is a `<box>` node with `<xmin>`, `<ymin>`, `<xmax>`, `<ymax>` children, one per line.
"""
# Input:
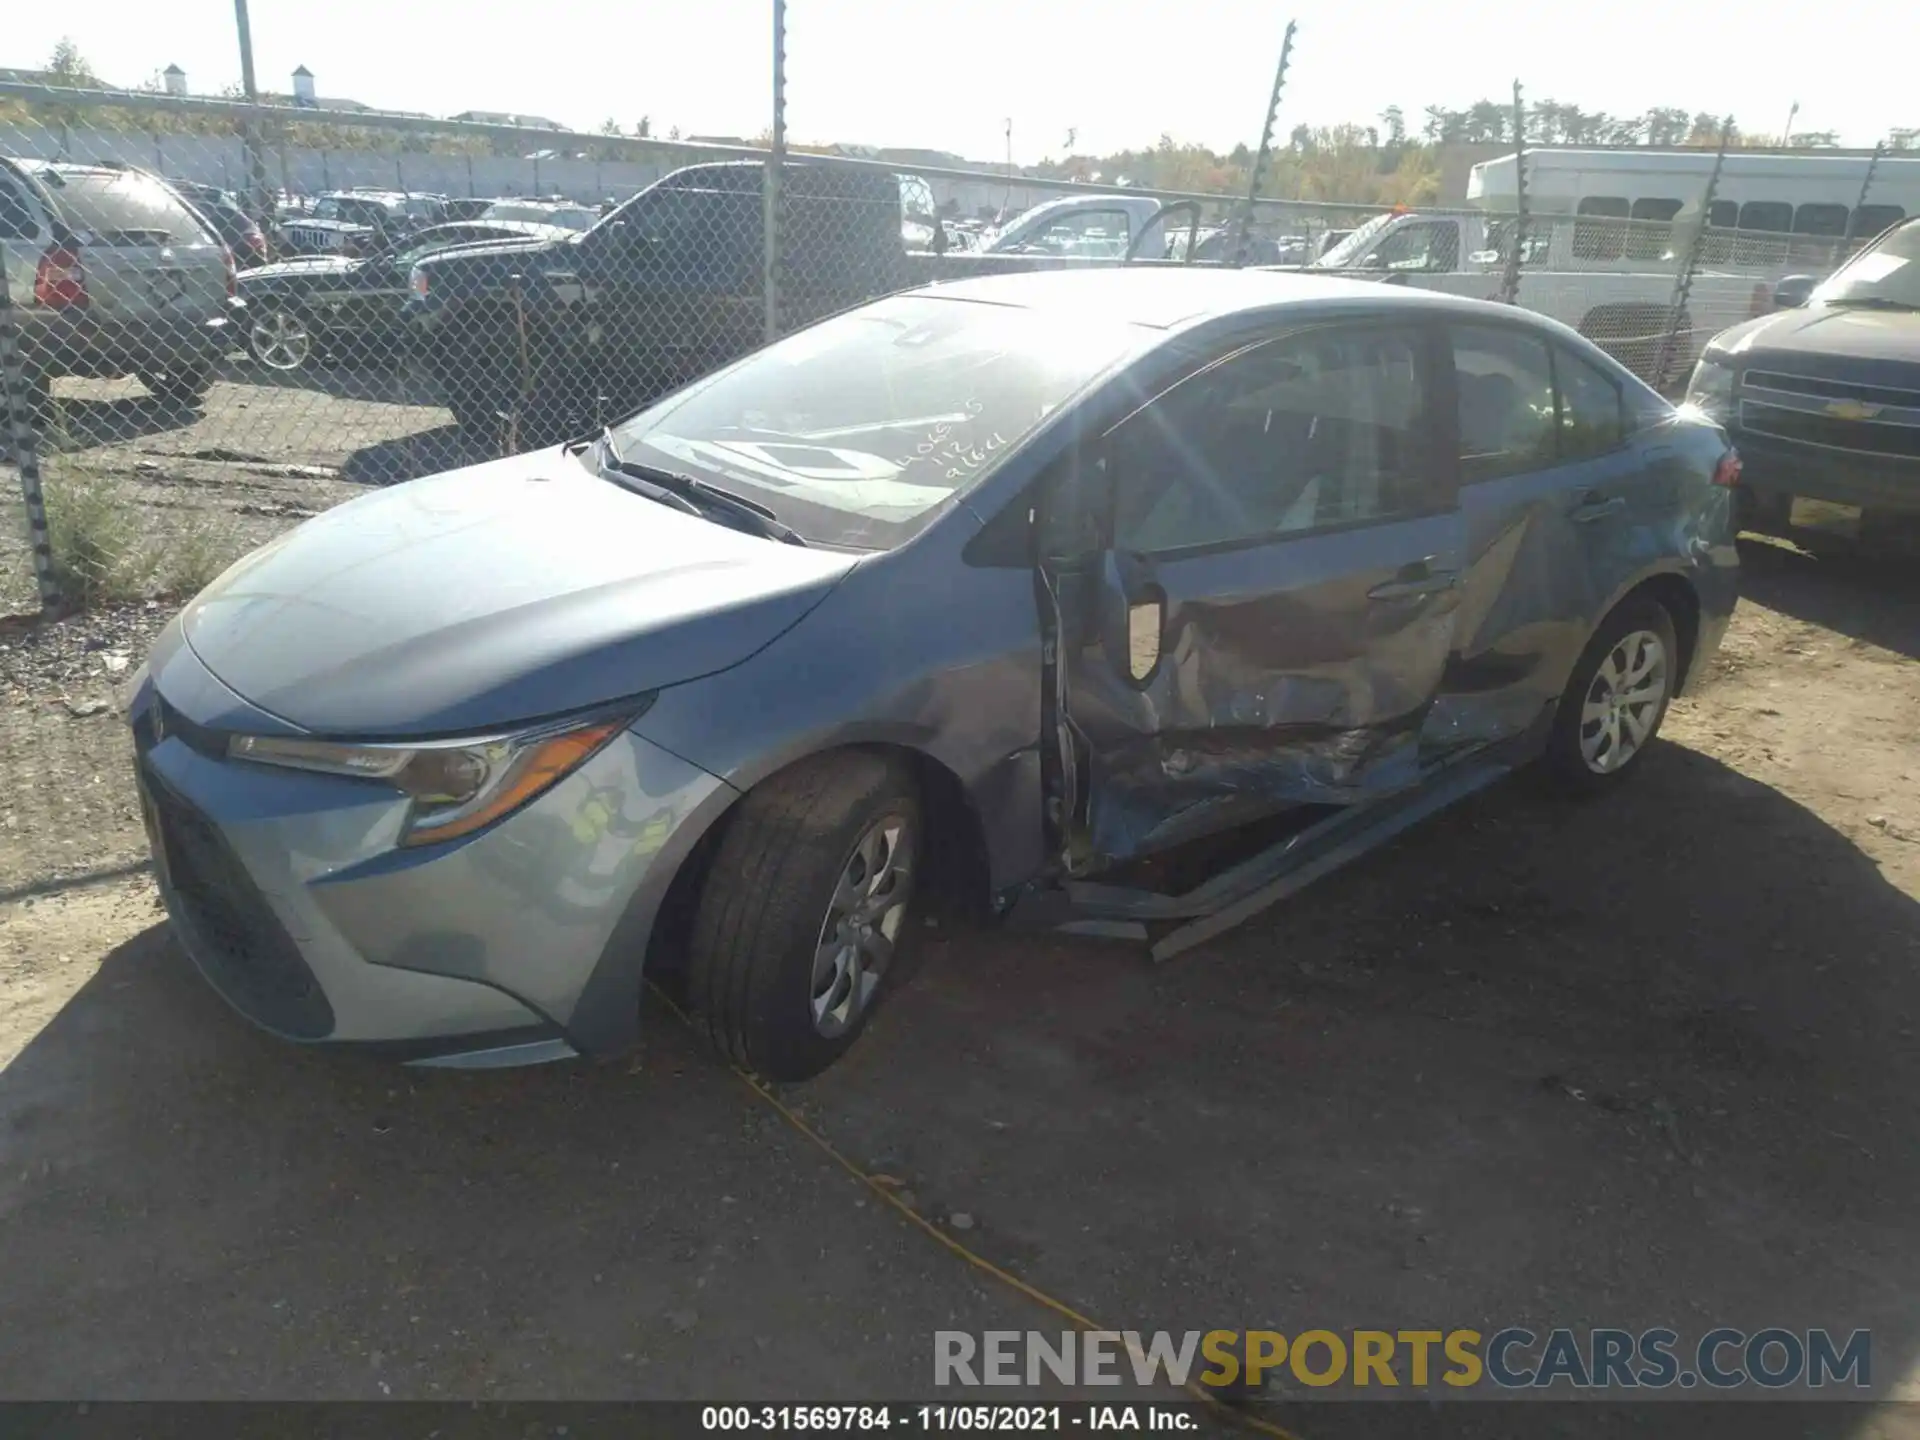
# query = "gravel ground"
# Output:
<box><xmin>4</xmin><ymin>372</ymin><xmax>1920</xmax><ymax>1432</ymax></box>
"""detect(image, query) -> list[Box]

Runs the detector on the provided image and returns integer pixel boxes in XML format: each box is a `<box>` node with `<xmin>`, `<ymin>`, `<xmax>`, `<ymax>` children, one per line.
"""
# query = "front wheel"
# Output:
<box><xmin>684</xmin><ymin>752</ymin><xmax>922</xmax><ymax>1081</ymax></box>
<box><xmin>1545</xmin><ymin>598</ymin><xmax>1679</xmax><ymax>795</ymax></box>
<box><xmin>247</xmin><ymin>308</ymin><xmax>313</xmax><ymax>372</ymax></box>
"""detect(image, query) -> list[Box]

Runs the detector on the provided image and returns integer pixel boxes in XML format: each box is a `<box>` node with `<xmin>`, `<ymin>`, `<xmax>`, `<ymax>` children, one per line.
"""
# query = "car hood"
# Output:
<box><xmin>179</xmin><ymin>449</ymin><xmax>860</xmax><ymax>738</ymax></box>
<box><xmin>243</xmin><ymin>255</ymin><xmax>361</xmax><ymax>281</ymax></box>
<box><xmin>1711</xmin><ymin>304</ymin><xmax>1920</xmax><ymax>382</ymax></box>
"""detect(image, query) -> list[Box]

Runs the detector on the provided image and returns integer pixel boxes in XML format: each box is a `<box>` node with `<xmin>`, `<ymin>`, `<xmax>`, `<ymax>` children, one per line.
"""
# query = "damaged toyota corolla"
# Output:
<box><xmin>127</xmin><ymin>268</ymin><xmax>1740</xmax><ymax>1080</ymax></box>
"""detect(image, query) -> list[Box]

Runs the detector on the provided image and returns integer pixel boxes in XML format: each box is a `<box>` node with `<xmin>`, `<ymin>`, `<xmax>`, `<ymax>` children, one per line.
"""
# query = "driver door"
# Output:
<box><xmin>1042</xmin><ymin>318</ymin><xmax>1465</xmax><ymax>870</ymax></box>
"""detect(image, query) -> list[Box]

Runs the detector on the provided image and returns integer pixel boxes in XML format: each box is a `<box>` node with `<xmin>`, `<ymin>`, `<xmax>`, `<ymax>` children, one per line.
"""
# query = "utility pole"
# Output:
<box><xmin>1498</xmin><ymin>80</ymin><xmax>1529</xmax><ymax>306</ymax></box>
<box><xmin>762</xmin><ymin>0</ymin><xmax>787</xmax><ymax>343</ymax></box>
<box><xmin>233</xmin><ymin>0</ymin><xmax>274</xmax><ymax>234</ymax></box>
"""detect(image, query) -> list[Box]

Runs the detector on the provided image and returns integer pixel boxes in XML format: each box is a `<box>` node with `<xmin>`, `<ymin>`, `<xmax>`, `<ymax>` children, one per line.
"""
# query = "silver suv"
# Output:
<box><xmin>1</xmin><ymin>158</ymin><xmax>240</xmax><ymax>407</ymax></box>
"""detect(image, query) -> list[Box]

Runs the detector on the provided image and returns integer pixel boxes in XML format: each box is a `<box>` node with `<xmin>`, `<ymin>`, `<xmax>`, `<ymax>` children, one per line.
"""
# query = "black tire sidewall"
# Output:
<box><xmin>688</xmin><ymin>753</ymin><xmax>923</xmax><ymax>1081</ymax></box>
<box><xmin>1548</xmin><ymin>598</ymin><xmax>1679</xmax><ymax>794</ymax></box>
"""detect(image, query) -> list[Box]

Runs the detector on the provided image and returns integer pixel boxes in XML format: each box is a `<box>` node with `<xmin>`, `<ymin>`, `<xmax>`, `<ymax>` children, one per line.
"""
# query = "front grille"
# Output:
<box><xmin>1740</xmin><ymin>402</ymin><xmax>1920</xmax><ymax>460</ymax></box>
<box><xmin>1745</xmin><ymin>370</ymin><xmax>1920</xmax><ymax>410</ymax></box>
<box><xmin>144</xmin><ymin>770</ymin><xmax>334</xmax><ymax>1039</ymax></box>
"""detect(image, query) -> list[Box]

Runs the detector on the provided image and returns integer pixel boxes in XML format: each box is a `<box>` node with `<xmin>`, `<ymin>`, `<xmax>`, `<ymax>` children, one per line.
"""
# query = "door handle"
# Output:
<box><xmin>1367</xmin><ymin>569</ymin><xmax>1459</xmax><ymax>601</ymax></box>
<box><xmin>1568</xmin><ymin>492</ymin><xmax>1627</xmax><ymax>524</ymax></box>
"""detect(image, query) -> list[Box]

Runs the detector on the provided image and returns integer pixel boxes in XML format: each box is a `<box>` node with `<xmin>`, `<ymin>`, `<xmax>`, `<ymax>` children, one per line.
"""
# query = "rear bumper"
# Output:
<box><xmin>1729</xmin><ymin>426</ymin><xmax>1920</xmax><ymax>516</ymax></box>
<box><xmin>27</xmin><ymin>302</ymin><xmax>241</xmax><ymax>379</ymax></box>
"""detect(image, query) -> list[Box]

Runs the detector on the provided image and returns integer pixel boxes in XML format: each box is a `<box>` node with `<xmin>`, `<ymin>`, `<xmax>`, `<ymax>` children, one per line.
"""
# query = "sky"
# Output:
<box><xmin>12</xmin><ymin>0</ymin><xmax>1917</xmax><ymax>163</ymax></box>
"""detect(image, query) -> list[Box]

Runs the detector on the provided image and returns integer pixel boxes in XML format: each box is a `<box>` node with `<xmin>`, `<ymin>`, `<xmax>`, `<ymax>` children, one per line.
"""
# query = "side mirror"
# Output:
<box><xmin>1359</xmin><ymin>252</ymin><xmax>1387</xmax><ymax>270</ymax></box>
<box><xmin>1771</xmin><ymin>274</ymin><xmax>1818</xmax><ymax>309</ymax></box>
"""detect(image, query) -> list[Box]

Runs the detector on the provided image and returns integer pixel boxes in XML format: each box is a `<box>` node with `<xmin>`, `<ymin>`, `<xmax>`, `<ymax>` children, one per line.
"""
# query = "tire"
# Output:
<box><xmin>246</xmin><ymin>308</ymin><xmax>314</xmax><ymax>372</ymax></box>
<box><xmin>684</xmin><ymin>751</ymin><xmax>922</xmax><ymax>1081</ymax></box>
<box><xmin>1545</xmin><ymin>596</ymin><xmax>1680</xmax><ymax>796</ymax></box>
<box><xmin>138</xmin><ymin>364</ymin><xmax>215</xmax><ymax>407</ymax></box>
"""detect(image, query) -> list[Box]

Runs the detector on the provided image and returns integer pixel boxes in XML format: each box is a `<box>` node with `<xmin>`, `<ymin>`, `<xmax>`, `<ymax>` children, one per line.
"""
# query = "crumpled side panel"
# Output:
<box><xmin>1071</xmin><ymin>588</ymin><xmax>1455</xmax><ymax>864</ymax></box>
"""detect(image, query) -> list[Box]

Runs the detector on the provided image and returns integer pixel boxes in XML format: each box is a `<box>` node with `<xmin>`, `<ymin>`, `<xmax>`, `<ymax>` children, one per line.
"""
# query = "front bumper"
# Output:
<box><xmin>128</xmin><ymin>626</ymin><xmax>733</xmax><ymax>1065</ymax></box>
<box><xmin>1729</xmin><ymin>425</ymin><xmax>1920</xmax><ymax>517</ymax></box>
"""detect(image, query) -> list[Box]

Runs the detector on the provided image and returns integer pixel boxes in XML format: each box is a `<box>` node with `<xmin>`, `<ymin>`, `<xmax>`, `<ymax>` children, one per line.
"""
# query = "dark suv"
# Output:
<box><xmin>1</xmin><ymin>158</ymin><xmax>240</xmax><ymax>408</ymax></box>
<box><xmin>1687</xmin><ymin>215</ymin><xmax>1920</xmax><ymax>553</ymax></box>
<box><xmin>279</xmin><ymin>191</ymin><xmax>448</xmax><ymax>258</ymax></box>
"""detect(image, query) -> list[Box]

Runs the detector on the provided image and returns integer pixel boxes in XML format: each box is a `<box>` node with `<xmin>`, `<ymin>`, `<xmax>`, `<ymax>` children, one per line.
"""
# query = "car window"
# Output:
<box><xmin>46</xmin><ymin>171</ymin><xmax>208</xmax><ymax>246</ymax></box>
<box><xmin>1372</xmin><ymin>222</ymin><xmax>1458</xmax><ymax>273</ymax></box>
<box><xmin>0</xmin><ymin>174</ymin><xmax>37</xmax><ymax>239</ymax></box>
<box><xmin>1111</xmin><ymin>324</ymin><xmax>1436</xmax><ymax>555</ymax></box>
<box><xmin>1025</xmin><ymin>210</ymin><xmax>1132</xmax><ymax>257</ymax></box>
<box><xmin>1451</xmin><ymin>325</ymin><xmax>1557</xmax><ymax>484</ymax></box>
<box><xmin>1554</xmin><ymin>346</ymin><xmax>1626</xmax><ymax>459</ymax></box>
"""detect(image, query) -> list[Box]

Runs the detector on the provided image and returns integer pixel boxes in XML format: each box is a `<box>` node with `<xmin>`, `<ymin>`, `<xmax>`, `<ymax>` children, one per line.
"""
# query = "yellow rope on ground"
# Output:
<box><xmin>651</xmin><ymin>988</ymin><xmax>1304</xmax><ymax>1440</ymax></box>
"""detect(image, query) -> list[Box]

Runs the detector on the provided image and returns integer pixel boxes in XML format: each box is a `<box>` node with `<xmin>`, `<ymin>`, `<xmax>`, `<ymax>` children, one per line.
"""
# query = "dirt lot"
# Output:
<box><xmin>3</xmin><ymin>374</ymin><xmax>1920</xmax><ymax>1431</ymax></box>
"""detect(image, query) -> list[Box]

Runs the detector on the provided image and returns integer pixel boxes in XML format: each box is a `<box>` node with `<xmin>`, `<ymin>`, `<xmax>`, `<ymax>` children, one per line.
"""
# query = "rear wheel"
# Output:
<box><xmin>684</xmin><ymin>752</ymin><xmax>922</xmax><ymax>1081</ymax></box>
<box><xmin>1545</xmin><ymin>597</ymin><xmax>1679</xmax><ymax>795</ymax></box>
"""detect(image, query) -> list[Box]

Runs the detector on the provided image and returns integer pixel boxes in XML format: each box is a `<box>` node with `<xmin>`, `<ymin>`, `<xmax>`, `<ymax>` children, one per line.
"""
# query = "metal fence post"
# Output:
<box><xmin>762</xmin><ymin>0</ymin><xmax>787</xmax><ymax>344</ymax></box>
<box><xmin>1653</xmin><ymin>117</ymin><xmax>1732</xmax><ymax>394</ymax></box>
<box><xmin>0</xmin><ymin>260</ymin><xmax>60</xmax><ymax>614</ymax></box>
<box><xmin>1497</xmin><ymin>81</ymin><xmax>1528</xmax><ymax>306</ymax></box>
<box><xmin>232</xmin><ymin>0</ymin><xmax>275</xmax><ymax>230</ymax></box>
<box><xmin>1231</xmin><ymin>20</ymin><xmax>1295</xmax><ymax>269</ymax></box>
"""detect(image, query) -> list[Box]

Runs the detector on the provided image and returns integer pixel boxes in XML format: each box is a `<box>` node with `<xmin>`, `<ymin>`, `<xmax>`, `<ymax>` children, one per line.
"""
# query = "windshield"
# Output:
<box><xmin>1812</xmin><ymin>220</ymin><xmax>1920</xmax><ymax>308</ymax></box>
<box><xmin>610</xmin><ymin>294</ymin><xmax>1146</xmax><ymax>548</ymax></box>
<box><xmin>1314</xmin><ymin>212</ymin><xmax>1397</xmax><ymax>268</ymax></box>
<box><xmin>46</xmin><ymin>171</ymin><xmax>209</xmax><ymax>246</ymax></box>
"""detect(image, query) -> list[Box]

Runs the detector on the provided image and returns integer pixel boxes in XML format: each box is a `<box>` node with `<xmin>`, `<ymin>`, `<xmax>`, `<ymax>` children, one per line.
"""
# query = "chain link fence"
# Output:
<box><xmin>1</xmin><ymin>80</ymin><xmax>1905</xmax><ymax>614</ymax></box>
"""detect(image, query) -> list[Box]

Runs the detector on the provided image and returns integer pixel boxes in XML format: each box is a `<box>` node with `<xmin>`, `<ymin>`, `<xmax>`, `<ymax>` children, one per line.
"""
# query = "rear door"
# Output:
<box><xmin>1046</xmin><ymin>317</ymin><xmax>1466</xmax><ymax>868</ymax></box>
<box><xmin>1435</xmin><ymin>321</ymin><xmax>1660</xmax><ymax>748</ymax></box>
<box><xmin>47</xmin><ymin>170</ymin><xmax>226</xmax><ymax>331</ymax></box>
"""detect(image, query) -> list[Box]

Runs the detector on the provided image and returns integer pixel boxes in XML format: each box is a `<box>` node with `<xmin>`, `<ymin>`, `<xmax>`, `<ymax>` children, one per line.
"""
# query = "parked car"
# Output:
<box><xmin>0</xmin><ymin>157</ymin><xmax>239</xmax><ymax>408</ymax></box>
<box><xmin>240</xmin><ymin>220</ymin><xmax>572</xmax><ymax>372</ymax></box>
<box><xmin>981</xmin><ymin>193</ymin><xmax>1172</xmax><ymax>258</ymax></box>
<box><xmin>277</xmin><ymin>190</ymin><xmax>448</xmax><ymax>257</ymax></box>
<box><xmin>408</xmin><ymin>160</ymin><xmax>922</xmax><ymax>441</ymax></box>
<box><xmin>128</xmin><ymin>269</ymin><xmax>1738</xmax><ymax>1079</ymax></box>
<box><xmin>440</xmin><ymin>197</ymin><xmax>497</xmax><ymax>222</ymax></box>
<box><xmin>476</xmin><ymin>198</ymin><xmax>600</xmax><ymax>232</ymax></box>
<box><xmin>1685</xmin><ymin>215</ymin><xmax>1920</xmax><ymax>553</ymax></box>
<box><xmin>163</xmin><ymin>179</ymin><xmax>270</xmax><ymax>268</ymax></box>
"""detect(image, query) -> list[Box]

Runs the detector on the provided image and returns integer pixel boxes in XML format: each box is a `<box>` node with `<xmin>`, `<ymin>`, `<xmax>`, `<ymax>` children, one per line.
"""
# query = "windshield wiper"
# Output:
<box><xmin>1821</xmin><ymin>295</ymin><xmax>1920</xmax><ymax>311</ymax></box>
<box><xmin>596</xmin><ymin>429</ymin><xmax>807</xmax><ymax>546</ymax></box>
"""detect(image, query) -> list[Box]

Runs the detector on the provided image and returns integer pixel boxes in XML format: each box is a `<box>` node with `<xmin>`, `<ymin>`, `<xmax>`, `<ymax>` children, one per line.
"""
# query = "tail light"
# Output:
<box><xmin>410</xmin><ymin>266</ymin><xmax>429</xmax><ymax>299</ymax></box>
<box><xmin>34</xmin><ymin>244</ymin><xmax>88</xmax><ymax>309</ymax></box>
<box><xmin>244</xmin><ymin>226</ymin><xmax>268</xmax><ymax>262</ymax></box>
<box><xmin>222</xmin><ymin>245</ymin><xmax>238</xmax><ymax>297</ymax></box>
<box><xmin>1712</xmin><ymin>449</ymin><xmax>1742</xmax><ymax>489</ymax></box>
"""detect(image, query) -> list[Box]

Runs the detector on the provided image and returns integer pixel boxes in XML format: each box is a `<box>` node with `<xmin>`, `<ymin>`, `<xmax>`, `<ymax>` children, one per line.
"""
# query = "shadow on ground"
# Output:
<box><xmin>2</xmin><ymin>761</ymin><xmax>1917</xmax><ymax>1421</ymax></box>
<box><xmin>1738</xmin><ymin>538</ymin><xmax>1920</xmax><ymax>662</ymax></box>
<box><xmin>341</xmin><ymin>423</ymin><xmax>496</xmax><ymax>485</ymax></box>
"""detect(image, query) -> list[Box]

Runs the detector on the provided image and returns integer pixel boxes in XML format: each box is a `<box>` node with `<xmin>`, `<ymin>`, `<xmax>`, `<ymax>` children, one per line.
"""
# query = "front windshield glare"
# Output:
<box><xmin>613</xmin><ymin>295</ymin><xmax>1143</xmax><ymax>547</ymax></box>
<box><xmin>1814</xmin><ymin>221</ymin><xmax>1920</xmax><ymax>306</ymax></box>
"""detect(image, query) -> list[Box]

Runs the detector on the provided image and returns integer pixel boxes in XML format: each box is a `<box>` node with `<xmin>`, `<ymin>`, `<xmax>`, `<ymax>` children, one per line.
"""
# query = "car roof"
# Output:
<box><xmin>908</xmin><ymin>265</ymin><xmax>1519</xmax><ymax>331</ymax></box>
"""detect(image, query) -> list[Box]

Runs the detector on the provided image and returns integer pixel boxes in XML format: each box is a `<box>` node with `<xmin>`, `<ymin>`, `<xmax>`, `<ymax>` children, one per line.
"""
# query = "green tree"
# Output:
<box><xmin>1380</xmin><ymin>105</ymin><xmax>1405</xmax><ymax>147</ymax></box>
<box><xmin>47</xmin><ymin>38</ymin><xmax>102</xmax><ymax>87</ymax></box>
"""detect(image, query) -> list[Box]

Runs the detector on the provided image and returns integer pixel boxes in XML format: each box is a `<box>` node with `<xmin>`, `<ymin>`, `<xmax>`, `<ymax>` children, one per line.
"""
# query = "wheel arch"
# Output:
<box><xmin>1589</xmin><ymin>566</ymin><xmax>1704</xmax><ymax>695</ymax></box>
<box><xmin>642</xmin><ymin>740</ymin><xmax>994</xmax><ymax>995</ymax></box>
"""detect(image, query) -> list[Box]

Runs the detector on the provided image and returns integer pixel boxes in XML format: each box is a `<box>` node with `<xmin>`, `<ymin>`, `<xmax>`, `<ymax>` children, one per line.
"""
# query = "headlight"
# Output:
<box><xmin>1684</xmin><ymin>355</ymin><xmax>1735</xmax><ymax>416</ymax></box>
<box><xmin>227</xmin><ymin>711</ymin><xmax>634</xmax><ymax>847</ymax></box>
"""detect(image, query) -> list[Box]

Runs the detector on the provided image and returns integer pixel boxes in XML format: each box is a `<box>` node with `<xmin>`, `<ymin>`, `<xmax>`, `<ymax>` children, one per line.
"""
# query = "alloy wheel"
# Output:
<box><xmin>249</xmin><ymin>311</ymin><xmax>312</xmax><ymax>371</ymax></box>
<box><xmin>1579</xmin><ymin>629</ymin><xmax>1669</xmax><ymax>774</ymax></box>
<box><xmin>809</xmin><ymin>812</ymin><xmax>916</xmax><ymax>1038</ymax></box>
